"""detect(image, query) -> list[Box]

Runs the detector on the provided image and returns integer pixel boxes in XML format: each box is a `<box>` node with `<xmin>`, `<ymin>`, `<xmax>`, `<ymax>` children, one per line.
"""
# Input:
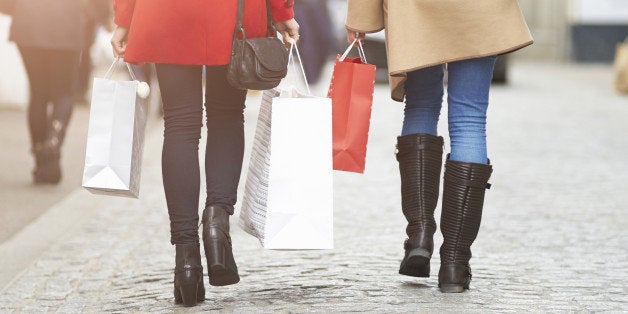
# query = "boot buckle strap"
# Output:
<box><xmin>445</xmin><ymin>173</ymin><xmax>491</xmax><ymax>189</ymax></box>
<box><xmin>395</xmin><ymin>144</ymin><xmax>442</xmax><ymax>161</ymax></box>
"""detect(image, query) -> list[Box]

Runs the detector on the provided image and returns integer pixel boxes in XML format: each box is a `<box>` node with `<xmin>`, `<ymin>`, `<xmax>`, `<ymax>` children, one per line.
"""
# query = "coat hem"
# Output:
<box><xmin>345</xmin><ymin>24</ymin><xmax>384</xmax><ymax>34</ymax></box>
<box><xmin>123</xmin><ymin>56</ymin><xmax>230</xmax><ymax>67</ymax></box>
<box><xmin>388</xmin><ymin>40</ymin><xmax>534</xmax><ymax>102</ymax></box>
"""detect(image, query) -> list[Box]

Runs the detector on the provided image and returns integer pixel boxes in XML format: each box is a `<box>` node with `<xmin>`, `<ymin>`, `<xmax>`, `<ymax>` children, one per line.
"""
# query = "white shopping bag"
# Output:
<box><xmin>239</xmin><ymin>43</ymin><xmax>333</xmax><ymax>249</ymax></box>
<box><xmin>82</xmin><ymin>59</ymin><xmax>149</xmax><ymax>198</ymax></box>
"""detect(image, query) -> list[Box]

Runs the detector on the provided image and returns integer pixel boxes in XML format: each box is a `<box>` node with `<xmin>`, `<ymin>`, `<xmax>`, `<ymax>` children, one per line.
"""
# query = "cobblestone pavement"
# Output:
<box><xmin>0</xmin><ymin>62</ymin><xmax>626</xmax><ymax>312</ymax></box>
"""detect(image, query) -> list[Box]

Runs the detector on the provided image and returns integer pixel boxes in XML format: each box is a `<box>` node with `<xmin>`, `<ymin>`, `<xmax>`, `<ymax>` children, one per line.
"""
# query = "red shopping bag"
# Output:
<box><xmin>327</xmin><ymin>42</ymin><xmax>376</xmax><ymax>173</ymax></box>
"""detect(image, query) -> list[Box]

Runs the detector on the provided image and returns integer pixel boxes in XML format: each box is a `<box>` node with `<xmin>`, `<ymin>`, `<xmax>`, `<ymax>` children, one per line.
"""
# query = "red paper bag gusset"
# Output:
<box><xmin>327</xmin><ymin>53</ymin><xmax>376</xmax><ymax>173</ymax></box>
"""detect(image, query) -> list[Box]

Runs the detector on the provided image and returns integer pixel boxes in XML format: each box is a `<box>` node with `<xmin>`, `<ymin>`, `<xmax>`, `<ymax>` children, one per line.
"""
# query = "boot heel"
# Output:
<box><xmin>207</xmin><ymin>240</ymin><xmax>240</xmax><ymax>286</ymax></box>
<box><xmin>173</xmin><ymin>243</ymin><xmax>205</xmax><ymax>306</ymax></box>
<box><xmin>207</xmin><ymin>240</ymin><xmax>225</xmax><ymax>267</ymax></box>
<box><xmin>399</xmin><ymin>248</ymin><xmax>431</xmax><ymax>277</ymax></box>
<box><xmin>179</xmin><ymin>283</ymin><xmax>200</xmax><ymax>307</ymax></box>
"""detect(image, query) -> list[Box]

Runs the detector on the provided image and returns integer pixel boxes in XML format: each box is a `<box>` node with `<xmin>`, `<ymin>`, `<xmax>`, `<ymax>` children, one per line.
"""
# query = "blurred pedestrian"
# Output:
<box><xmin>110</xmin><ymin>0</ymin><xmax>298</xmax><ymax>307</ymax></box>
<box><xmin>293</xmin><ymin>0</ymin><xmax>336</xmax><ymax>84</ymax></box>
<box><xmin>76</xmin><ymin>0</ymin><xmax>112</xmax><ymax>106</ymax></box>
<box><xmin>8</xmin><ymin>0</ymin><xmax>103</xmax><ymax>184</ymax></box>
<box><xmin>0</xmin><ymin>0</ymin><xmax>13</xmax><ymax>15</ymax></box>
<box><xmin>345</xmin><ymin>0</ymin><xmax>533</xmax><ymax>293</ymax></box>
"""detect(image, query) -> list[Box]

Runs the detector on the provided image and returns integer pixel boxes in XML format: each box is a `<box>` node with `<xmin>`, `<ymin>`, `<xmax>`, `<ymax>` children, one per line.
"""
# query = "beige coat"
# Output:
<box><xmin>346</xmin><ymin>0</ymin><xmax>533</xmax><ymax>101</ymax></box>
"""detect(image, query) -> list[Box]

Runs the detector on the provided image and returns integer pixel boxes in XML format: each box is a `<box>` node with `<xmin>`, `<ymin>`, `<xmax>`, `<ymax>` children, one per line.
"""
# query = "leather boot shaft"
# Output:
<box><xmin>203</xmin><ymin>204</ymin><xmax>231</xmax><ymax>237</ymax></box>
<box><xmin>396</xmin><ymin>133</ymin><xmax>443</xmax><ymax>278</ymax></box>
<box><xmin>175</xmin><ymin>243</ymin><xmax>203</xmax><ymax>271</ymax></box>
<box><xmin>438</xmin><ymin>158</ymin><xmax>492</xmax><ymax>292</ymax></box>
<box><xmin>439</xmin><ymin>159</ymin><xmax>492</xmax><ymax>265</ymax></box>
<box><xmin>396</xmin><ymin>133</ymin><xmax>444</xmax><ymax>239</ymax></box>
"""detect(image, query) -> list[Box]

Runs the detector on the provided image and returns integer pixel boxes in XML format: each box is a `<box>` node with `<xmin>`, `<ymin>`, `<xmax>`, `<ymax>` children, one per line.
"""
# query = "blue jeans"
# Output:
<box><xmin>402</xmin><ymin>56</ymin><xmax>497</xmax><ymax>164</ymax></box>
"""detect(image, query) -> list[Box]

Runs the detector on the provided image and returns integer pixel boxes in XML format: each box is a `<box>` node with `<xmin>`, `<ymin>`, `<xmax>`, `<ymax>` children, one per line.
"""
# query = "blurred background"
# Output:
<box><xmin>3</xmin><ymin>0</ymin><xmax>627</xmax><ymax>106</ymax></box>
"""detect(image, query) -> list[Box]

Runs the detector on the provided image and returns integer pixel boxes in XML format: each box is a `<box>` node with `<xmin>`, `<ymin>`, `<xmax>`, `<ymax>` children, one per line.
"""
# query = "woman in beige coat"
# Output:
<box><xmin>346</xmin><ymin>0</ymin><xmax>533</xmax><ymax>293</ymax></box>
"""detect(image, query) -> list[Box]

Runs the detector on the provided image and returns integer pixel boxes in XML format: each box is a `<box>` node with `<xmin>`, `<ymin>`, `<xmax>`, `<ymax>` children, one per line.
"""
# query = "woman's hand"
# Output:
<box><xmin>275</xmin><ymin>18</ymin><xmax>300</xmax><ymax>47</ymax></box>
<box><xmin>346</xmin><ymin>29</ymin><xmax>365</xmax><ymax>45</ymax></box>
<box><xmin>111</xmin><ymin>26</ymin><xmax>130</xmax><ymax>58</ymax></box>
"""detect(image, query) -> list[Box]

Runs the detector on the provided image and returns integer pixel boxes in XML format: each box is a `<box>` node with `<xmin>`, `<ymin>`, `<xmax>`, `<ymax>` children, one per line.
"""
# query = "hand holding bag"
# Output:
<box><xmin>227</xmin><ymin>0</ymin><xmax>289</xmax><ymax>90</ymax></box>
<box><xmin>327</xmin><ymin>39</ymin><xmax>376</xmax><ymax>173</ymax></box>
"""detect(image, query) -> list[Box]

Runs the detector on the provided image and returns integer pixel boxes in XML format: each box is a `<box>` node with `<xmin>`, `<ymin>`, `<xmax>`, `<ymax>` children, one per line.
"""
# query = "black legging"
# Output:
<box><xmin>18</xmin><ymin>46</ymin><xmax>79</xmax><ymax>145</ymax></box>
<box><xmin>155</xmin><ymin>64</ymin><xmax>247</xmax><ymax>245</ymax></box>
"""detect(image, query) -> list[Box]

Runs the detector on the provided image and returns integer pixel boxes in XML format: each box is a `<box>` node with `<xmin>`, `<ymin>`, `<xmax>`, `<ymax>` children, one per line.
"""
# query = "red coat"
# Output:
<box><xmin>113</xmin><ymin>0</ymin><xmax>294</xmax><ymax>65</ymax></box>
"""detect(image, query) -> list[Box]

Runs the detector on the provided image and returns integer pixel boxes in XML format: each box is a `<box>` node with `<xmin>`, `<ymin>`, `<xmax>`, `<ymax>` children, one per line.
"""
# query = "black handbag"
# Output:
<box><xmin>227</xmin><ymin>0</ymin><xmax>289</xmax><ymax>90</ymax></box>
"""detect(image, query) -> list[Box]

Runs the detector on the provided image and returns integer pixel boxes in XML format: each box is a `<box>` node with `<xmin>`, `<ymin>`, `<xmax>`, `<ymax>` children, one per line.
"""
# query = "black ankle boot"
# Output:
<box><xmin>32</xmin><ymin>119</ymin><xmax>66</xmax><ymax>184</ymax></box>
<box><xmin>202</xmin><ymin>205</ymin><xmax>240</xmax><ymax>286</ymax></box>
<box><xmin>438</xmin><ymin>158</ymin><xmax>492</xmax><ymax>293</ymax></box>
<box><xmin>174</xmin><ymin>243</ymin><xmax>205</xmax><ymax>306</ymax></box>
<box><xmin>396</xmin><ymin>133</ymin><xmax>443</xmax><ymax>277</ymax></box>
<box><xmin>32</xmin><ymin>143</ymin><xmax>61</xmax><ymax>184</ymax></box>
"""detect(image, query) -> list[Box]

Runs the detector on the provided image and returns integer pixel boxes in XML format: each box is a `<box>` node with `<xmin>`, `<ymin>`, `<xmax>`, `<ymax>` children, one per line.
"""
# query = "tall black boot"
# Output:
<box><xmin>438</xmin><ymin>158</ymin><xmax>492</xmax><ymax>293</ymax></box>
<box><xmin>396</xmin><ymin>133</ymin><xmax>444</xmax><ymax>277</ymax></box>
<box><xmin>32</xmin><ymin>119</ymin><xmax>65</xmax><ymax>184</ymax></box>
<box><xmin>174</xmin><ymin>243</ymin><xmax>205</xmax><ymax>306</ymax></box>
<box><xmin>202</xmin><ymin>205</ymin><xmax>240</xmax><ymax>286</ymax></box>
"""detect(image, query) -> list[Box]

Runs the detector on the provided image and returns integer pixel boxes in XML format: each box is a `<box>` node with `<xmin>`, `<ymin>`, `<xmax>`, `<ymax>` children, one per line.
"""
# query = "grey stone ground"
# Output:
<box><xmin>0</xmin><ymin>62</ymin><xmax>627</xmax><ymax>312</ymax></box>
<box><xmin>0</xmin><ymin>106</ymin><xmax>90</xmax><ymax>243</ymax></box>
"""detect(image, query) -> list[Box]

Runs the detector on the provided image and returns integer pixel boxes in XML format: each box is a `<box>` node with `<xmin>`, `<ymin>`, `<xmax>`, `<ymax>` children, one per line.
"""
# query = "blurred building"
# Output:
<box><xmin>3</xmin><ymin>0</ymin><xmax>628</xmax><ymax>108</ymax></box>
<box><xmin>518</xmin><ymin>0</ymin><xmax>628</xmax><ymax>62</ymax></box>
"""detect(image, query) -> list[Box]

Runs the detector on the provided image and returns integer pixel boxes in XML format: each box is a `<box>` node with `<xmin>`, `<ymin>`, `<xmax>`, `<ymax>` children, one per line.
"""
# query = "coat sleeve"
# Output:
<box><xmin>346</xmin><ymin>0</ymin><xmax>384</xmax><ymax>33</ymax></box>
<box><xmin>269</xmin><ymin>0</ymin><xmax>294</xmax><ymax>22</ymax></box>
<box><xmin>113</xmin><ymin>0</ymin><xmax>136</xmax><ymax>28</ymax></box>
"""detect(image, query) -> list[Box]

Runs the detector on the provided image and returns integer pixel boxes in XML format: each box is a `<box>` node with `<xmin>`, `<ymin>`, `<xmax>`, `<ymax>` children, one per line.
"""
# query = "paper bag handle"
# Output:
<box><xmin>104</xmin><ymin>57</ymin><xmax>138</xmax><ymax>81</ymax></box>
<box><xmin>340</xmin><ymin>37</ymin><xmax>367</xmax><ymax>63</ymax></box>
<box><xmin>279</xmin><ymin>39</ymin><xmax>312</xmax><ymax>96</ymax></box>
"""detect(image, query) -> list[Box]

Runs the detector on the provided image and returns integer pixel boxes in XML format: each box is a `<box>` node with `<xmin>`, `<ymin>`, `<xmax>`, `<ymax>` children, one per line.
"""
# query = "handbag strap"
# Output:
<box><xmin>235</xmin><ymin>0</ymin><xmax>276</xmax><ymax>39</ymax></box>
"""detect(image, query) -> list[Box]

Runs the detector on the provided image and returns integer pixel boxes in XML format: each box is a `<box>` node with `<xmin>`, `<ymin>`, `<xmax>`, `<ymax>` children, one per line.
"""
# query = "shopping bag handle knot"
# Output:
<box><xmin>104</xmin><ymin>57</ymin><xmax>138</xmax><ymax>81</ymax></box>
<box><xmin>340</xmin><ymin>38</ymin><xmax>367</xmax><ymax>63</ymax></box>
<box><xmin>279</xmin><ymin>41</ymin><xmax>312</xmax><ymax>96</ymax></box>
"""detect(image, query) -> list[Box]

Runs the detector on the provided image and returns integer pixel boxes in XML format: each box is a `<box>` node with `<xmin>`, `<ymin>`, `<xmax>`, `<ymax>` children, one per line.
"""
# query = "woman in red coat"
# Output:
<box><xmin>111</xmin><ymin>0</ymin><xmax>298</xmax><ymax>307</ymax></box>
